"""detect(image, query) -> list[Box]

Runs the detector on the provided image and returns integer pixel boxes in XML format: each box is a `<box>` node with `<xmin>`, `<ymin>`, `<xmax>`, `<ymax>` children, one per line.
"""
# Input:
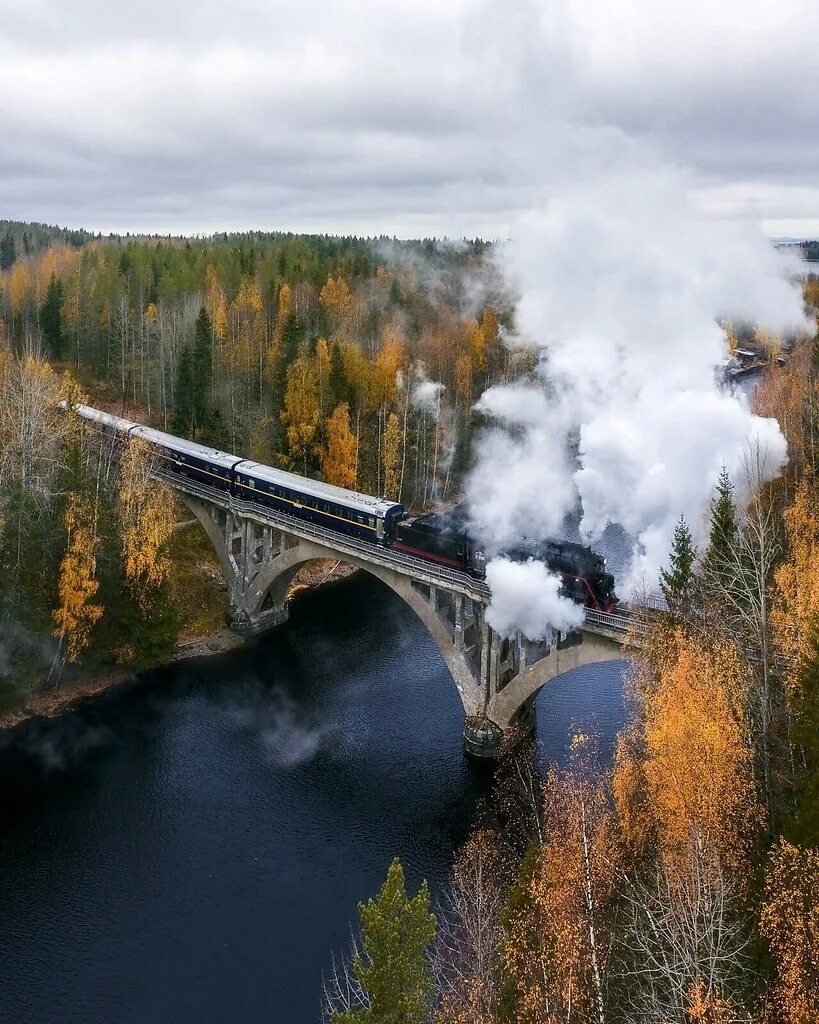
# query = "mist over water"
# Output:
<box><xmin>0</xmin><ymin>574</ymin><xmax>628</xmax><ymax>1023</ymax></box>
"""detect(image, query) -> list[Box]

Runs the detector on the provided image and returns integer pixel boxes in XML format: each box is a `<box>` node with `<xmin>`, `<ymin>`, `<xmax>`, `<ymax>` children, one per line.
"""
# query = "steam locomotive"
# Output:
<box><xmin>394</xmin><ymin>507</ymin><xmax>617</xmax><ymax>611</ymax></box>
<box><xmin>68</xmin><ymin>404</ymin><xmax>617</xmax><ymax>612</ymax></box>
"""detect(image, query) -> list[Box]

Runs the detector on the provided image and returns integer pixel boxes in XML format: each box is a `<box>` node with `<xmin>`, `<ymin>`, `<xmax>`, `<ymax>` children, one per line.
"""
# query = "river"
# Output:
<box><xmin>0</xmin><ymin>573</ymin><xmax>628</xmax><ymax>1023</ymax></box>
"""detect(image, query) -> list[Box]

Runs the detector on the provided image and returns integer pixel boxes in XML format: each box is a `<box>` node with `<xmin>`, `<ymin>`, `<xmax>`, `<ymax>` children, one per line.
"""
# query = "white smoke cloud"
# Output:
<box><xmin>468</xmin><ymin>385</ymin><xmax>575</xmax><ymax>552</ymax></box>
<box><xmin>411</xmin><ymin>364</ymin><xmax>445</xmax><ymax>415</ymax></box>
<box><xmin>469</xmin><ymin>161</ymin><xmax>807</xmax><ymax>610</ymax></box>
<box><xmin>485</xmin><ymin>558</ymin><xmax>585</xmax><ymax>640</ymax></box>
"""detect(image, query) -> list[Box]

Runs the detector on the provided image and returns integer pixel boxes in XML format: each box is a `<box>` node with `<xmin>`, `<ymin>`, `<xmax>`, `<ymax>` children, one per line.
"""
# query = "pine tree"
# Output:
<box><xmin>333</xmin><ymin>858</ymin><xmax>437</xmax><ymax>1024</ymax></box>
<box><xmin>40</xmin><ymin>272</ymin><xmax>65</xmax><ymax>359</ymax></box>
<box><xmin>701</xmin><ymin>467</ymin><xmax>737</xmax><ymax>589</ymax></box>
<box><xmin>660</xmin><ymin>515</ymin><xmax>697</xmax><ymax>609</ymax></box>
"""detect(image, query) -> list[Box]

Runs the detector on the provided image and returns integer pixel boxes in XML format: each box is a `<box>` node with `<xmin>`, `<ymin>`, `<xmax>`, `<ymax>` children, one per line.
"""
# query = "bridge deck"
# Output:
<box><xmin>157</xmin><ymin>468</ymin><xmax>636</xmax><ymax>638</ymax></box>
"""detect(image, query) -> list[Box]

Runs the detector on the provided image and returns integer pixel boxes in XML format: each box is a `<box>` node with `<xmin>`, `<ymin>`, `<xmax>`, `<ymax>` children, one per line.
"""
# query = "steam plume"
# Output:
<box><xmin>469</xmin><ymin>164</ymin><xmax>806</xmax><ymax>636</ymax></box>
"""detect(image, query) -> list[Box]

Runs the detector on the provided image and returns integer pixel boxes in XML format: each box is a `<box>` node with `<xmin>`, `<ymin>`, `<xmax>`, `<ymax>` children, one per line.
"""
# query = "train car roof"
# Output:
<box><xmin>237</xmin><ymin>460</ymin><xmax>402</xmax><ymax>517</ymax></box>
<box><xmin>129</xmin><ymin>423</ymin><xmax>244</xmax><ymax>471</ymax></box>
<box><xmin>72</xmin><ymin>403</ymin><xmax>142</xmax><ymax>434</ymax></box>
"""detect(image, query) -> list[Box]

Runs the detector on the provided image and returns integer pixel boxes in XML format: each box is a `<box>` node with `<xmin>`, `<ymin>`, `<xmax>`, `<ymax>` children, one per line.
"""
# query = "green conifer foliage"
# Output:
<box><xmin>334</xmin><ymin>858</ymin><xmax>437</xmax><ymax>1024</ymax></box>
<box><xmin>660</xmin><ymin>515</ymin><xmax>697</xmax><ymax>608</ymax></box>
<box><xmin>39</xmin><ymin>272</ymin><xmax>65</xmax><ymax>359</ymax></box>
<box><xmin>329</xmin><ymin>340</ymin><xmax>350</xmax><ymax>407</ymax></box>
<box><xmin>0</xmin><ymin>232</ymin><xmax>15</xmax><ymax>270</ymax></box>
<box><xmin>173</xmin><ymin>346</ymin><xmax>195</xmax><ymax>437</ymax></box>
<box><xmin>701</xmin><ymin>467</ymin><xmax>737</xmax><ymax>588</ymax></box>
<box><xmin>192</xmin><ymin>306</ymin><xmax>213</xmax><ymax>437</ymax></box>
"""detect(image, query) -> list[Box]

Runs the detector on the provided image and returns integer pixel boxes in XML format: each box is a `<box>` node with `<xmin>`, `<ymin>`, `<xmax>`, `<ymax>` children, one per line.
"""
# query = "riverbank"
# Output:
<box><xmin>0</xmin><ymin>559</ymin><xmax>360</xmax><ymax>733</ymax></box>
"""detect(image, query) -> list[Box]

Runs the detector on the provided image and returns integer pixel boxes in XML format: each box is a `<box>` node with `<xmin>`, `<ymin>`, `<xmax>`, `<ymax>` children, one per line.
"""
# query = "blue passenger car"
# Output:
<box><xmin>128</xmin><ymin>424</ymin><xmax>242</xmax><ymax>490</ymax></box>
<box><xmin>233</xmin><ymin>461</ymin><xmax>404</xmax><ymax>545</ymax></box>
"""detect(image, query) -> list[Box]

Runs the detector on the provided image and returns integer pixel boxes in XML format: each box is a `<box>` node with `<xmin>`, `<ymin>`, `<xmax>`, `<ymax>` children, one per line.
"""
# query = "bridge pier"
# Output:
<box><xmin>170</xmin><ymin>478</ymin><xmax>631</xmax><ymax>758</ymax></box>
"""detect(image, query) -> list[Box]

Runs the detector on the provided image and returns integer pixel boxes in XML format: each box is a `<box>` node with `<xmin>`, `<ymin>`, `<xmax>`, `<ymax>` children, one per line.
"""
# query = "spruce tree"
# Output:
<box><xmin>173</xmin><ymin>346</ymin><xmax>196</xmax><ymax>437</ymax></box>
<box><xmin>329</xmin><ymin>340</ymin><xmax>350</xmax><ymax>407</ymax></box>
<box><xmin>39</xmin><ymin>272</ymin><xmax>65</xmax><ymax>359</ymax></box>
<box><xmin>701</xmin><ymin>467</ymin><xmax>737</xmax><ymax>588</ymax></box>
<box><xmin>660</xmin><ymin>515</ymin><xmax>697</xmax><ymax>608</ymax></box>
<box><xmin>333</xmin><ymin>858</ymin><xmax>436</xmax><ymax>1024</ymax></box>
<box><xmin>0</xmin><ymin>232</ymin><xmax>15</xmax><ymax>270</ymax></box>
<box><xmin>192</xmin><ymin>306</ymin><xmax>213</xmax><ymax>437</ymax></box>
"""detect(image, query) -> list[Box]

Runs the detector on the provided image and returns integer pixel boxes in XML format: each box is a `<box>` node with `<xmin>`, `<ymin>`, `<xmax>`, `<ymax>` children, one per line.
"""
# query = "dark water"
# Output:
<box><xmin>0</xmin><ymin>574</ymin><xmax>628</xmax><ymax>1024</ymax></box>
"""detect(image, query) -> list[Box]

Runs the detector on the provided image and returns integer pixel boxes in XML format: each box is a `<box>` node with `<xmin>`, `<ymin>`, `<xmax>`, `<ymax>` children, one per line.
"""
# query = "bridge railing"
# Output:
<box><xmin>583</xmin><ymin>607</ymin><xmax>647</xmax><ymax>636</ymax></box>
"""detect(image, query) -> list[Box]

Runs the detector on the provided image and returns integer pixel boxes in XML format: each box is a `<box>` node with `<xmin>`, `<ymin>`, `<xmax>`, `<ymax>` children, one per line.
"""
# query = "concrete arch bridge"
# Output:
<box><xmin>164</xmin><ymin>470</ymin><xmax>639</xmax><ymax>757</ymax></box>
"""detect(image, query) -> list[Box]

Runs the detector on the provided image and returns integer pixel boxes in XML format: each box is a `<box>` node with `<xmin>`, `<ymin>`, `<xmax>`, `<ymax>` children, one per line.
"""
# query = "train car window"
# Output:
<box><xmin>249</xmin><ymin>479</ymin><xmax>255</xmax><ymax>489</ymax></box>
<box><xmin>369</xmin><ymin>517</ymin><xmax>375</xmax><ymax>528</ymax></box>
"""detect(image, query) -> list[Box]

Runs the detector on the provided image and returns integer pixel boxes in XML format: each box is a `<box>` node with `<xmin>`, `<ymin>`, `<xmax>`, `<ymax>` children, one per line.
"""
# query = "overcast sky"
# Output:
<box><xmin>1</xmin><ymin>0</ymin><xmax>817</xmax><ymax>238</ymax></box>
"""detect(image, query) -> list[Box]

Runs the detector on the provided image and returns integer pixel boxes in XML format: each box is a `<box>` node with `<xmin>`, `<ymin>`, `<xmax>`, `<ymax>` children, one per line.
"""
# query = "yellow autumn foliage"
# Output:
<box><xmin>615</xmin><ymin>631</ymin><xmax>756</xmax><ymax>876</ymax></box>
<box><xmin>52</xmin><ymin>492</ymin><xmax>103</xmax><ymax>661</ymax></box>
<box><xmin>321</xmin><ymin>403</ymin><xmax>357</xmax><ymax>489</ymax></box>
<box><xmin>281</xmin><ymin>351</ymin><xmax>320</xmax><ymax>469</ymax></box>
<box><xmin>502</xmin><ymin>743</ymin><xmax>618</xmax><ymax>1024</ymax></box>
<box><xmin>319</xmin><ymin>274</ymin><xmax>353</xmax><ymax>318</ymax></box>
<box><xmin>382</xmin><ymin>412</ymin><xmax>401</xmax><ymax>499</ymax></box>
<box><xmin>118</xmin><ymin>437</ymin><xmax>174</xmax><ymax>607</ymax></box>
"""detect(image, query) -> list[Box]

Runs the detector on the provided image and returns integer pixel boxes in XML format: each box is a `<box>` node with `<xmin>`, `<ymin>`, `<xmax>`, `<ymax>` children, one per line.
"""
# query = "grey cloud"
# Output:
<box><xmin>0</xmin><ymin>0</ymin><xmax>817</xmax><ymax>235</ymax></box>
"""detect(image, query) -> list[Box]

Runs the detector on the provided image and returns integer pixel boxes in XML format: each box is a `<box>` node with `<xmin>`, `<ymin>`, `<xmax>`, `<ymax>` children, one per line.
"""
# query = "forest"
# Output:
<box><xmin>2</xmin><ymin>222</ymin><xmax>819</xmax><ymax>1021</ymax></box>
<box><xmin>324</xmin><ymin>323</ymin><xmax>819</xmax><ymax>1020</ymax></box>
<box><xmin>0</xmin><ymin>224</ymin><xmax>516</xmax><ymax>704</ymax></box>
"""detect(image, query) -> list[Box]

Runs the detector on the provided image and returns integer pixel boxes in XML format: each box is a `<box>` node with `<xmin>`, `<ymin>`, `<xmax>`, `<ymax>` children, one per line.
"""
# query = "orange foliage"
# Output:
<box><xmin>772</xmin><ymin>481</ymin><xmax>819</xmax><ymax>679</ymax></box>
<box><xmin>753</xmin><ymin>350</ymin><xmax>811</xmax><ymax>474</ymax></box>
<box><xmin>615</xmin><ymin>632</ymin><xmax>756</xmax><ymax>875</ymax></box>
<box><xmin>502</xmin><ymin>738</ymin><xmax>617</xmax><ymax>1023</ymax></box>
<box><xmin>804</xmin><ymin>277</ymin><xmax>819</xmax><ymax>312</ymax></box>
<box><xmin>374</xmin><ymin>326</ymin><xmax>405</xmax><ymax>407</ymax></box>
<box><xmin>760</xmin><ymin>840</ymin><xmax>819</xmax><ymax>1024</ymax></box>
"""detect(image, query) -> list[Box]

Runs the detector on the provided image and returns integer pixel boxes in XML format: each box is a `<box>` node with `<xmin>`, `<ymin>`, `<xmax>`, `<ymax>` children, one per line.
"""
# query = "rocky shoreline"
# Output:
<box><xmin>0</xmin><ymin>559</ymin><xmax>358</xmax><ymax>733</ymax></box>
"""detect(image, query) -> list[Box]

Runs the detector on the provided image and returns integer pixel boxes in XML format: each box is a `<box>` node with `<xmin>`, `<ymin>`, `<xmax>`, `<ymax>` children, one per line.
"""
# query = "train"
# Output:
<box><xmin>67</xmin><ymin>403</ymin><xmax>617</xmax><ymax>612</ymax></box>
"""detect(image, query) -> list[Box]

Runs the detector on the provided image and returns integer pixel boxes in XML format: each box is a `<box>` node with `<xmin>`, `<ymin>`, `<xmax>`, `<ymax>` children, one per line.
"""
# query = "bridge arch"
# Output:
<box><xmin>179</xmin><ymin>492</ymin><xmax>485</xmax><ymax>719</ymax></box>
<box><xmin>177</xmin><ymin>489</ymin><xmax>631</xmax><ymax>757</ymax></box>
<box><xmin>246</xmin><ymin>539</ymin><xmax>486</xmax><ymax>718</ymax></box>
<box><xmin>486</xmin><ymin>632</ymin><xmax>624</xmax><ymax>729</ymax></box>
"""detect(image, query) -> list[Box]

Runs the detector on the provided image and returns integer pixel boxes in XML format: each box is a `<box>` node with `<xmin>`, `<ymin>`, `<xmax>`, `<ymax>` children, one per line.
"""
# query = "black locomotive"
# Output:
<box><xmin>394</xmin><ymin>504</ymin><xmax>616</xmax><ymax>611</ymax></box>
